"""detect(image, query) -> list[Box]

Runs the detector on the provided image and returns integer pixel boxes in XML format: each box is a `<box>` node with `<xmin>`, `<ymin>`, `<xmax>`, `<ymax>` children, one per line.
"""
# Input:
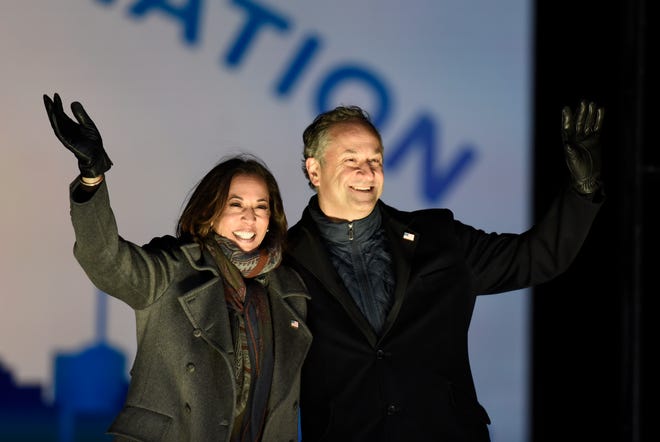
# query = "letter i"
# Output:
<box><xmin>274</xmin><ymin>34</ymin><xmax>322</xmax><ymax>97</ymax></box>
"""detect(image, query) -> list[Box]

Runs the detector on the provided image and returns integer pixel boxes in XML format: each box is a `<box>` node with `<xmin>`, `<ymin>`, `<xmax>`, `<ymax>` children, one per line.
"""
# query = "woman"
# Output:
<box><xmin>43</xmin><ymin>93</ymin><xmax>311</xmax><ymax>442</ymax></box>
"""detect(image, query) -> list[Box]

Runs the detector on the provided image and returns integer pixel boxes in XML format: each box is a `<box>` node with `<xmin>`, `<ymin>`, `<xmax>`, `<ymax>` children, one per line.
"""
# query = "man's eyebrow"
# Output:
<box><xmin>339</xmin><ymin>147</ymin><xmax>382</xmax><ymax>155</ymax></box>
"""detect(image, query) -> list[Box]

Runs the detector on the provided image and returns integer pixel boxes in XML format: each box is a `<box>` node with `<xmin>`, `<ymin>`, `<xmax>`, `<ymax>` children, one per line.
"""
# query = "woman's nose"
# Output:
<box><xmin>241</xmin><ymin>207</ymin><xmax>257</xmax><ymax>221</ymax></box>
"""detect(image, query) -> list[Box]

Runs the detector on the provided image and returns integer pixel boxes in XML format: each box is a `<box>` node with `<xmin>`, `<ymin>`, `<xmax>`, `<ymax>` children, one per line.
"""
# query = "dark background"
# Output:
<box><xmin>532</xmin><ymin>0</ymin><xmax>653</xmax><ymax>441</ymax></box>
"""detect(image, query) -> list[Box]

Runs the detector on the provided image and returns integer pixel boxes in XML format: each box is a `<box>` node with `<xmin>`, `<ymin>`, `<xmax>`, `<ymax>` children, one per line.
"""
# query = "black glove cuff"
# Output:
<box><xmin>79</xmin><ymin>151</ymin><xmax>113</xmax><ymax>178</ymax></box>
<box><xmin>571</xmin><ymin>182</ymin><xmax>605</xmax><ymax>203</ymax></box>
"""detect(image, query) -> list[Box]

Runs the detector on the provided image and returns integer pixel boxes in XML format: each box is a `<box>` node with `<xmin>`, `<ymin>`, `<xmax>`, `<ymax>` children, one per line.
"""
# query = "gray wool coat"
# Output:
<box><xmin>69</xmin><ymin>179</ymin><xmax>311</xmax><ymax>442</ymax></box>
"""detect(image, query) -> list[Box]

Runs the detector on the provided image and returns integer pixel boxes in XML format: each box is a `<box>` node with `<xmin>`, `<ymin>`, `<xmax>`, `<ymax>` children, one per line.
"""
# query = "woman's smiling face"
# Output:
<box><xmin>213</xmin><ymin>174</ymin><xmax>270</xmax><ymax>252</ymax></box>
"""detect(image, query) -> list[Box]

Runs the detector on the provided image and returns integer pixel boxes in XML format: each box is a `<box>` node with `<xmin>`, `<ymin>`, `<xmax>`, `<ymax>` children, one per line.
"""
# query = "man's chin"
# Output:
<box><xmin>349</xmin><ymin>199</ymin><xmax>378</xmax><ymax>215</ymax></box>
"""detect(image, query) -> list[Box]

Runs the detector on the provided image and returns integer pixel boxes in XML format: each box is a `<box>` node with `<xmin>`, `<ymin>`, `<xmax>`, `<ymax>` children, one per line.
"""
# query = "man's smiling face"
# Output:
<box><xmin>306</xmin><ymin>121</ymin><xmax>384</xmax><ymax>221</ymax></box>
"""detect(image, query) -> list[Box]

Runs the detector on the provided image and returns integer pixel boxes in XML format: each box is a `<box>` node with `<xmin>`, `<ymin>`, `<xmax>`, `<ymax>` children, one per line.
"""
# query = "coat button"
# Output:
<box><xmin>386</xmin><ymin>404</ymin><xmax>398</xmax><ymax>415</ymax></box>
<box><xmin>186</xmin><ymin>363</ymin><xmax>196</xmax><ymax>373</ymax></box>
<box><xmin>193</xmin><ymin>329</ymin><xmax>202</xmax><ymax>338</ymax></box>
<box><xmin>185</xmin><ymin>403</ymin><xmax>192</xmax><ymax>414</ymax></box>
<box><xmin>376</xmin><ymin>349</ymin><xmax>385</xmax><ymax>359</ymax></box>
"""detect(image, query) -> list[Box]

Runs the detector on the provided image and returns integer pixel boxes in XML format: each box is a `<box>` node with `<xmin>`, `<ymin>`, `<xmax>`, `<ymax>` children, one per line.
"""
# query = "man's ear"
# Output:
<box><xmin>306</xmin><ymin>157</ymin><xmax>321</xmax><ymax>187</ymax></box>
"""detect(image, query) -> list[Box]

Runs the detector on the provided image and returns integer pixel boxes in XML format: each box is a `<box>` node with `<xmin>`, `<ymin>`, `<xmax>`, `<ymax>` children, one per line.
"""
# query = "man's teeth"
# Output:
<box><xmin>234</xmin><ymin>231</ymin><xmax>255</xmax><ymax>239</ymax></box>
<box><xmin>352</xmin><ymin>186</ymin><xmax>371</xmax><ymax>191</ymax></box>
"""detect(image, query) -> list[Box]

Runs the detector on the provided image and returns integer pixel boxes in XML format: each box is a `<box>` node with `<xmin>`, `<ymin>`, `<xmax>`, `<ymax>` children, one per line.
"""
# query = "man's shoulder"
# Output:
<box><xmin>287</xmin><ymin>207</ymin><xmax>315</xmax><ymax>238</ymax></box>
<box><xmin>379</xmin><ymin>201</ymin><xmax>455</xmax><ymax>224</ymax></box>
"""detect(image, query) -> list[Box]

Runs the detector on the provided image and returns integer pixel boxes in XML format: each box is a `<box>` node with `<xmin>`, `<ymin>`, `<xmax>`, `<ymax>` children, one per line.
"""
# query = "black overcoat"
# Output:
<box><xmin>286</xmin><ymin>188</ymin><xmax>602</xmax><ymax>441</ymax></box>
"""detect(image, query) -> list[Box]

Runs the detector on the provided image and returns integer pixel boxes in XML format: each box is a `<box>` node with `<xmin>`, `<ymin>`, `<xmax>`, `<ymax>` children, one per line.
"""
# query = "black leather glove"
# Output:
<box><xmin>561</xmin><ymin>100</ymin><xmax>604</xmax><ymax>195</ymax></box>
<box><xmin>43</xmin><ymin>93</ymin><xmax>112</xmax><ymax>178</ymax></box>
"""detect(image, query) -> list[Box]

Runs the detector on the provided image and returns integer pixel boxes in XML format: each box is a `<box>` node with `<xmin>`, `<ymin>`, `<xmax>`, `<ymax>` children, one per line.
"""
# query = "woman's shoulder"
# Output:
<box><xmin>268</xmin><ymin>265</ymin><xmax>310</xmax><ymax>299</ymax></box>
<box><xmin>143</xmin><ymin>235</ymin><xmax>208</xmax><ymax>265</ymax></box>
<box><xmin>143</xmin><ymin>234</ymin><xmax>190</xmax><ymax>252</ymax></box>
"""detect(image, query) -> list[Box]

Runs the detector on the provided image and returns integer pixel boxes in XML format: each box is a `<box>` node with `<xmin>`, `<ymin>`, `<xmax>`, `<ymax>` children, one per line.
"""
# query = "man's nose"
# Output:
<box><xmin>357</xmin><ymin>161</ymin><xmax>375</xmax><ymax>176</ymax></box>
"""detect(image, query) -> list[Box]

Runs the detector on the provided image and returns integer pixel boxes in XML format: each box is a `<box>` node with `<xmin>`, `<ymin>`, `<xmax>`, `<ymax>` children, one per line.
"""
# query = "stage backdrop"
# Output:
<box><xmin>0</xmin><ymin>1</ymin><xmax>532</xmax><ymax>440</ymax></box>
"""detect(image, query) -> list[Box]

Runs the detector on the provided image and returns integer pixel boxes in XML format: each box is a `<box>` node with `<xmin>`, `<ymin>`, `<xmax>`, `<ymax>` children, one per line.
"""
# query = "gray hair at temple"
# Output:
<box><xmin>301</xmin><ymin>105</ymin><xmax>383</xmax><ymax>189</ymax></box>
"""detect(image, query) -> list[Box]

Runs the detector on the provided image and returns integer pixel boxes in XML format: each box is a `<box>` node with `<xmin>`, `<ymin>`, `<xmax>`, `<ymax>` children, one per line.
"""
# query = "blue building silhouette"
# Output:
<box><xmin>1</xmin><ymin>291</ymin><xmax>128</xmax><ymax>441</ymax></box>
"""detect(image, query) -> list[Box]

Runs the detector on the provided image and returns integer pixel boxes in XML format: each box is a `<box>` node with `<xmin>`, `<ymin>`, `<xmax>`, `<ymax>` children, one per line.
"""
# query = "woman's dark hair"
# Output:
<box><xmin>176</xmin><ymin>154</ymin><xmax>287</xmax><ymax>249</ymax></box>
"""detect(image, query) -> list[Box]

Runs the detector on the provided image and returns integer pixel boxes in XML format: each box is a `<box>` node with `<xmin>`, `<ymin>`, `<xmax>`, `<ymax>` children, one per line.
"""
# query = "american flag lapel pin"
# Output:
<box><xmin>403</xmin><ymin>232</ymin><xmax>415</xmax><ymax>241</ymax></box>
<box><xmin>290</xmin><ymin>320</ymin><xmax>299</xmax><ymax>329</ymax></box>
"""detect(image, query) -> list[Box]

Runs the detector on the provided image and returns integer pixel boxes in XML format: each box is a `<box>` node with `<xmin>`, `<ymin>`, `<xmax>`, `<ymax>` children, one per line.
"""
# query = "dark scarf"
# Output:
<box><xmin>204</xmin><ymin>233</ymin><xmax>280</xmax><ymax>442</ymax></box>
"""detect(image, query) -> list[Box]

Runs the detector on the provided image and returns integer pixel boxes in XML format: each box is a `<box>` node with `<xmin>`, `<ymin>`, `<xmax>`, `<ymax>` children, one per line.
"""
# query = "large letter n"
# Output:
<box><xmin>385</xmin><ymin>113</ymin><xmax>476</xmax><ymax>203</ymax></box>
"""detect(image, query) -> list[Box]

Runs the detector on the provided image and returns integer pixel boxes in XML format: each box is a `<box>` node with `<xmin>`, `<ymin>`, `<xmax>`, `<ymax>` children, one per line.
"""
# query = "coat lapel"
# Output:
<box><xmin>177</xmin><ymin>278</ymin><xmax>235</xmax><ymax>356</ymax></box>
<box><xmin>267</xmin><ymin>290</ymin><xmax>312</xmax><ymax>410</ymax></box>
<box><xmin>177</xmin><ymin>243</ymin><xmax>234</xmax><ymax>356</ymax></box>
<box><xmin>378</xmin><ymin>204</ymin><xmax>417</xmax><ymax>338</ymax></box>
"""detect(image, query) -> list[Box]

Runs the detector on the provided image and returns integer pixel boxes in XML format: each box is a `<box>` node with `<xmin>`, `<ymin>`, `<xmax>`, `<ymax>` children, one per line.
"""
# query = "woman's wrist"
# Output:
<box><xmin>80</xmin><ymin>175</ymin><xmax>104</xmax><ymax>186</ymax></box>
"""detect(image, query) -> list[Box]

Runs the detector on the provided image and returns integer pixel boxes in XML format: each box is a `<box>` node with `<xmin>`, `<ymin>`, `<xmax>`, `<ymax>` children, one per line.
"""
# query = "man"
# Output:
<box><xmin>285</xmin><ymin>102</ymin><xmax>604</xmax><ymax>441</ymax></box>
